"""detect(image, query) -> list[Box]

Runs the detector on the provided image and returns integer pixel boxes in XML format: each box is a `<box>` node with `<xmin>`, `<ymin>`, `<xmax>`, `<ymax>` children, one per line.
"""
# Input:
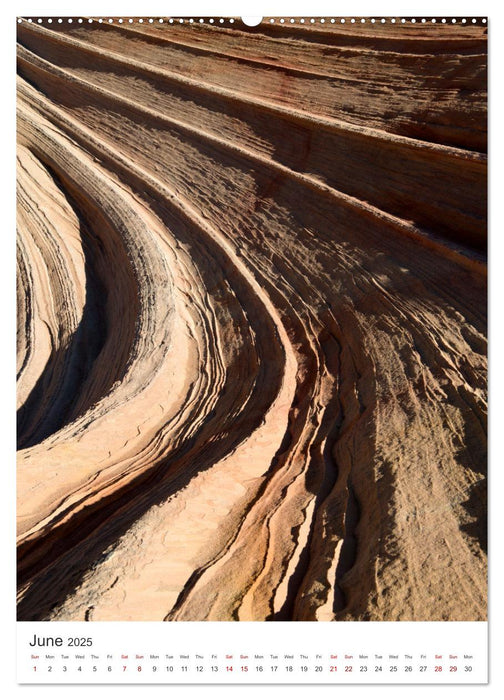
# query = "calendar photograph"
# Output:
<box><xmin>16</xmin><ymin>10</ymin><xmax>487</xmax><ymax>639</ymax></box>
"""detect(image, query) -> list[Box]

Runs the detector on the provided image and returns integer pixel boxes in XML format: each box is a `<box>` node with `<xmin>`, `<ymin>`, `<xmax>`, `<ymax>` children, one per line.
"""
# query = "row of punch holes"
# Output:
<box><xmin>18</xmin><ymin>17</ymin><xmax>487</xmax><ymax>25</ymax></box>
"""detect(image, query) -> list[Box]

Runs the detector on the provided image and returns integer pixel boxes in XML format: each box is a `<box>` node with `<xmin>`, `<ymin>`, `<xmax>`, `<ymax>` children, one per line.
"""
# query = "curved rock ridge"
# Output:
<box><xmin>16</xmin><ymin>19</ymin><xmax>487</xmax><ymax>621</ymax></box>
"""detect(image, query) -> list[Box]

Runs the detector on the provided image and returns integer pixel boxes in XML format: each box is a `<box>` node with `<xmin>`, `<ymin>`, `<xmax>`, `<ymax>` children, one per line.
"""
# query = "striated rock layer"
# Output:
<box><xmin>16</xmin><ymin>18</ymin><xmax>487</xmax><ymax>621</ymax></box>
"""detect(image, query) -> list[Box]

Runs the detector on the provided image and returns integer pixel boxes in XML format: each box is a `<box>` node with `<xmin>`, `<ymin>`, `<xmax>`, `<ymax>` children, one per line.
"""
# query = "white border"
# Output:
<box><xmin>3</xmin><ymin>2</ymin><xmax>501</xmax><ymax>698</ymax></box>
<box><xmin>9</xmin><ymin>2</ymin><xmax>500</xmax><ymax>17</ymax></box>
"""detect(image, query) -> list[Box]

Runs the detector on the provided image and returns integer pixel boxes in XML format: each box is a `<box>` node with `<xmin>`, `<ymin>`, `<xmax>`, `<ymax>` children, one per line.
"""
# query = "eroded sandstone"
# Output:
<box><xmin>16</xmin><ymin>18</ymin><xmax>487</xmax><ymax>622</ymax></box>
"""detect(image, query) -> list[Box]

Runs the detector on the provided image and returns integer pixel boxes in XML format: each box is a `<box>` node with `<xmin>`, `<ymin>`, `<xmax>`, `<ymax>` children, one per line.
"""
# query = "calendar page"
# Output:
<box><xmin>14</xmin><ymin>0</ymin><xmax>489</xmax><ymax>689</ymax></box>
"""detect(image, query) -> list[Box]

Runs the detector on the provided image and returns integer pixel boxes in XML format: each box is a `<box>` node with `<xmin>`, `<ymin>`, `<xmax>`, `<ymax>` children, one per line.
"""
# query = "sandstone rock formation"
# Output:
<box><xmin>16</xmin><ymin>18</ymin><xmax>487</xmax><ymax>621</ymax></box>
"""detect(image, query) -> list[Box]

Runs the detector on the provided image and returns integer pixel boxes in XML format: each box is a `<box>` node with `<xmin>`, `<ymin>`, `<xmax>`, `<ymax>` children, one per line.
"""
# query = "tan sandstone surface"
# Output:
<box><xmin>16</xmin><ymin>18</ymin><xmax>487</xmax><ymax>621</ymax></box>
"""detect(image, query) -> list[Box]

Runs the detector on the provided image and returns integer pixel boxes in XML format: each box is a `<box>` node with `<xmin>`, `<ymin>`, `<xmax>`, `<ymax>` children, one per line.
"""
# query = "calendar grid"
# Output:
<box><xmin>18</xmin><ymin>622</ymin><xmax>488</xmax><ymax>684</ymax></box>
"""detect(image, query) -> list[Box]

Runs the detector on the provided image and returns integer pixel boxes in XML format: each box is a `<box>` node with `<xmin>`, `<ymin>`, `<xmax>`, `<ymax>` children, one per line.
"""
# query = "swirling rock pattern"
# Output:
<box><xmin>16</xmin><ymin>19</ymin><xmax>487</xmax><ymax>621</ymax></box>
